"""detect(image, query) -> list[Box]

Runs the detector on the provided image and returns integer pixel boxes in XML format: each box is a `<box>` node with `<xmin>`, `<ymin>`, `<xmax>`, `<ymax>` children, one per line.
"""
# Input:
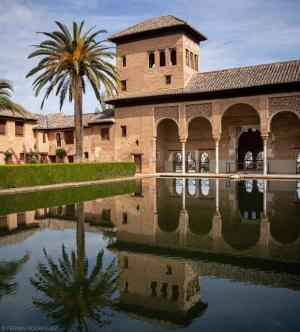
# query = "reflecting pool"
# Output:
<box><xmin>0</xmin><ymin>178</ymin><xmax>300</xmax><ymax>331</ymax></box>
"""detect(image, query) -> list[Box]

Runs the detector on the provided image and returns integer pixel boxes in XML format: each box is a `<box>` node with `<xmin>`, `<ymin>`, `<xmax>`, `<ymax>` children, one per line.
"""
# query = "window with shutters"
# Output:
<box><xmin>194</xmin><ymin>54</ymin><xmax>199</xmax><ymax>71</ymax></box>
<box><xmin>64</xmin><ymin>130</ymin><xmax>74</xmax><ymax>144</ymax></box>
<box><xmin>15</xmin><ymin>121</ymin><xmax>24</xmax><ymax>136</ymax></box>
<box><xmin>0</xmin><ymin>119</ymin><xmax>6</xmax><ymax>135</ymax></box>
<box><xmin>101</xmin><ymin>128</ymin><xmax>109</xmax><ymax>140</ymax></box>
<box><xmin>185</xmin><ymin>49</ymin><xmax>189</xmax><ymax>66</ymax></box>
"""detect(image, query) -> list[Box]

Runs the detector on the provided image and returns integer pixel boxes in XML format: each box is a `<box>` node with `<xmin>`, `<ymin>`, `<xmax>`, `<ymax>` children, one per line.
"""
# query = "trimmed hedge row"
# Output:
<box><xmin>0</xmin><ymin>180</ymin><xmax>136</xmax><ymax>215</ymax></box>
<box><xmin>0</xmin><ymin>162</ymin><xmax>135</xmax><ymax>189</ymax></box>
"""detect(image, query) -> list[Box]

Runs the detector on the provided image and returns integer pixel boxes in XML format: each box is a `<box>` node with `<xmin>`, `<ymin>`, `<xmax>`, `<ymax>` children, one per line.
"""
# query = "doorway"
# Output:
<box><xmin>238</xmin><ymin>129</ymin><xmax>263</xmax><ymax>171</ymax></box>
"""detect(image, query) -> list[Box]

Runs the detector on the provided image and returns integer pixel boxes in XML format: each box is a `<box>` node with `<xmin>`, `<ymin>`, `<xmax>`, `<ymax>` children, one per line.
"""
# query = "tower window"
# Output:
<box><xmin>165</xmin><ymin>75</ymin><xmax>172</xmax><ymax>85</ymax></box>
<box><xmin>149</xmin><ymin>52</ymin><xmax>155</xmax><ymax>68</ymax></box>
<box><xmin>170</xmin><ymin>48</ymin><xmax>177</xmax><ymax>65</ymax></box>
<box><xmin>190</xmin><ymin>52</ymin><xmax>194</xmax><ymax>69</ymax></box>
<box><xmin>42</xmin><ymin>132</ymin><xmax>46</xmax><ymax>143</ymax></box>
<box><xmin>159</xmin><ymin>50</ymin><xmax>166</xmax><ymax>67</ymax></box>
<box><xmin>121</xmin><ymin>80</ymin><xmax>127</xmax><ymax>91</ymax></box>
<box><xmin>121</xmin><ymin>125</ymin><xmax>127</xmax><ymax>137</ymax></box>
<box><xmin>122</xmin><ymin>55</ymin><xmax>126</xmax><ymax>67</ymax></box>
<box><xmin>185</xmin><ymin>49</ymin><xmax>189</xmax><ymax>66</ymax></box>
<box><xmin>194</xmin><ymin>54</ymin><xmax>199</xmax><ymax>71</ymax></box>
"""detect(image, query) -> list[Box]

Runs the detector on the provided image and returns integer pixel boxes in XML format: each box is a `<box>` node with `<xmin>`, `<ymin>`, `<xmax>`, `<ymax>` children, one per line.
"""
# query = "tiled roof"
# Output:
<box><xmin>88</xmin><ymin>109</ymin><xmax>115</xmax><ymax>124</ymax></box>
<box><xmin>108</xmin><ymin>15</ymin><xmax>207</xmax><ymax>42</ymax></box>
<box><xmin>0</xmin><ymin>109</ymin><xmax>37</xmax><ymax>121</ymax></box>
<box><xmin>36</xmin><ymin>110</ymin><xmax>115</xmax><ymax>129</ymax></box>
<box><xmin>107</xmin><ymin>60</ymin><xmax>300</xmax><ymax>103</ymax></box>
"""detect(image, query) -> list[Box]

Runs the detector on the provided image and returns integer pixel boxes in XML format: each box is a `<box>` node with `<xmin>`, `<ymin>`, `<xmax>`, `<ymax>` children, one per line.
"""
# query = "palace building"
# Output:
<box><xmin>0</xmin><ymin>15</ymin><xmax>300</xmax><ymax>174</ymax></box>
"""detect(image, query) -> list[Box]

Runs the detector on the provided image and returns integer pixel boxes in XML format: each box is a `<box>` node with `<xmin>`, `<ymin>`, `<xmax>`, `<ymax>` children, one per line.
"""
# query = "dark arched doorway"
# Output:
<box><xmin>238</xmin><ymin>129</ymin><xmax>263</xmax><ymax>170</ymax></box>
<box><xmin>156</xmin><ymin>119</ymin><xmax>181</xmax><ymax>172</ymax></box>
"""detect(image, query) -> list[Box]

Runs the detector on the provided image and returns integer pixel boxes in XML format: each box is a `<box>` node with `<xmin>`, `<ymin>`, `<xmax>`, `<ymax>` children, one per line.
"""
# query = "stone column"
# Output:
<box><xmin>181</xmin><ymin>140</ymin><xmax>186</xmax><ymax>174</ymax></box>
<box><xmin>153</xmin><ymin>136</ymin><xmax>157</xmax><ymax>173</ymax></box>
<box><xmin>214</xmin><ymin>138</ymin><xmax>220</xmax><ymax>174</ymax></box>
<box><xmin>215</xmin><ymin>179</ymin><xmax>219</xmax><ymax>213</ymax></box>
<box><xmin>262</xmin><ymin>135</ymin><xmax>268</xmax><ymax>175</ymax></box>
<box><xmin>263</xmin><ymin>179</ymin><xmax>267</xmax><ymax>216</ymax></box>
<box><xmin>182</xmin><ymin>178</ymin><xmax>186</xmax><ymax>209</ymax></box>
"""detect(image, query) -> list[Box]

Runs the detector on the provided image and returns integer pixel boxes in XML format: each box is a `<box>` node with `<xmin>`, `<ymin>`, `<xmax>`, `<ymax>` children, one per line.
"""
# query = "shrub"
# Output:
<box><xmin>25</xmin><ymin>151</ymin><xmax>38</xmax><ymax>164</ymax></box>
<box><xmin>56</xmin><ymin>148</ymin><xmax>67</xmax><ymax>159</ymax></box>
<box><xmin>4</xmin><ymin>150</ymin><xmax>13</xmax><ymax>164</ymax></box>
<box><xmin>0</xmin><ymin>162</ymin><xmax>135</xmax><ymax>189</ymax></box>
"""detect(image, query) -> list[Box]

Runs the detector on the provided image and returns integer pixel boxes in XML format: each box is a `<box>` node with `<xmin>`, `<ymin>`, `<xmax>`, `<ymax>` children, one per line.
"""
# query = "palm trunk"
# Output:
<box><xmin>74</xmin><ymin>77</ymin><xmax>83</xmax><ymax>163</ymax></box>
<box><xmin>76</xmin><ymin>202</ymin><xmax>85</xmax><ymax>281</ymax></box>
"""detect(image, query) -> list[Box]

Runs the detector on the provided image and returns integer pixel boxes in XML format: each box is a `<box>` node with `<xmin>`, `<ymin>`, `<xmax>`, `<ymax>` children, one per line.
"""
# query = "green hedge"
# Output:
<box><xmin>0</xmin><ymin>162</ymin><xmax>135</xmax><ymax>189</ymax></box>
<box><xmin>0</xmin><ymin>180</ymin><xmax>136</xmax><ymax>215</ymax></box>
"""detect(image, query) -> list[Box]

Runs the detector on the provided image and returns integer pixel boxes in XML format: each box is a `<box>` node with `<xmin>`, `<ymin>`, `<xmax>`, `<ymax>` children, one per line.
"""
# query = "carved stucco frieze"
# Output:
<box><xmin>268</xmin><ymin>95</ymin><xmax>300</xmax><ymax>119</ymax></box>
<box><xmin>185</xmin><ymin>103</ymin><xmax>213</xmax><ymax>123</ymax></box>
<box><xmin>154</xmin><ymin>105</ymin><xmax>179</xmax><ymax>124</ymax></box>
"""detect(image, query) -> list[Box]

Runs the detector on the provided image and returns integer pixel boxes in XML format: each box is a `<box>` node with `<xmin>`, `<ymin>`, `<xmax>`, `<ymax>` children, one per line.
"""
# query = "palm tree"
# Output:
<box><xmin>0</xmin><ymin>254</ymin><xmax>29</xmax><ymax>299</ymax></box>
<box><xmin>30</xmin><ymin>203</ymin><xmax>118</xmax><ymax>331</ymax></box>
<box><xmin>0</xmin><ymin>80</ymin><xmax>27</xmax><ymax>115</ymax></box>
<box><xmin>26</xmin><ymin>21</ymin><xmax>119</xmax><ymax>162</ymax></box>
<box><xmin>95</xmin><ymin>91</ymin><xmax>113</xmax><ymax>114</ymax></box>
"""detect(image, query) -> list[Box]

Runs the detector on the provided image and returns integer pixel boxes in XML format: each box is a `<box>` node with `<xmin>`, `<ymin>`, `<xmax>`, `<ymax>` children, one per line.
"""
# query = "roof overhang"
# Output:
<box><xmin>107</xmin><ymin>82</ymin><xmax>300</xmax><ymax>107</ymax></box>
<box><xmin>108</xmin><ymin>25</ymin><xmax>207</xmax><ymax>44</ymax></box>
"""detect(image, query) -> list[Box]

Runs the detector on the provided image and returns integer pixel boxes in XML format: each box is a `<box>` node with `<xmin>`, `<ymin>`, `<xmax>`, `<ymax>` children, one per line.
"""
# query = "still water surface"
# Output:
<box><xmin>0</xmin><ymin>178</ymin><xmax>300</xmax><ymax>331</ymax></box>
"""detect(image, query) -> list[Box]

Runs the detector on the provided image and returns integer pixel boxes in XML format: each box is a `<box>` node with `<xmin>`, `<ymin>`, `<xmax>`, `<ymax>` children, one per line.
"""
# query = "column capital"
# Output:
<box><xmin>180</xmin><ymin>138</ymin><xmax>187</xmax><ymax>143</ymax></box>
<box><xmin>213</xmin><ymin>136</ymin><xmax>220</xmax><ymax>142</ymax></box>
<box><xmin>261</xmin><ymin>134</ymin><xmax>269</xmax><ymax>140</ymax></box>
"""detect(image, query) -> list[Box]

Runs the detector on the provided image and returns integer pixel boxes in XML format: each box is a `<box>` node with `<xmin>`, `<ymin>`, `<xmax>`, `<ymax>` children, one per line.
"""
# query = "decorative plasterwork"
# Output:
<box><xmin>186</xmin><ymin>103</ymin><xmax>212</xmax><ymax>123</ymax></box>
<box><xmin>268</xmin><ymin>95</ymin><xmax>300</xmax><ymax>119</ymax></box>
<box><xmin>154</xmin><ymin>105</ymin><xmax>179</xmax><ymax>124</ymax></box>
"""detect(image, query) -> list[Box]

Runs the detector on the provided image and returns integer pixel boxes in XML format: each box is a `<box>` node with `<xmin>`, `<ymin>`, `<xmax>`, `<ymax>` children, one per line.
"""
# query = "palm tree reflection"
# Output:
<box><xmin>0</xmin><ymin>254</ymin><xmax>29</xmax><ymax>299</ymax></box>
<box><xmin>30</xmin><ymin>203</ymin><xmax>118</xmax><ymax>331</ymax></box>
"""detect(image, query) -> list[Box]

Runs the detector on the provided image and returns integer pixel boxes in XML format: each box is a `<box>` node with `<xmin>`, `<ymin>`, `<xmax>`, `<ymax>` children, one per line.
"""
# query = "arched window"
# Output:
<box><xmin>190</xmin><ymin>52</ymin><xmax>194</xmax><ymax>69</ymax></box>
<box><xmin>245</xmin><ymin>179</ymin><xmax>253</xmax><ymax>193</ymax></box>
<box><xmin>297</xmin><ymin>152</ymin><xmax>300</xmax><ymax>174</ymax></box>
<box><xmin>244</xmin><ymin>151</ymin><xmax>253</xmax><ymax>169</ymax></box>
<box><xmin>56</xmin><ymin>133</ymin><xmax>61</xmax><ymax>147</ymax></box>
<box><xmin>175</xmin><ymin>178</ymin><xmax>183</xmax><ymax>196</ymax></box>
<box><xmin>187</xmin><ymin>152</ymin><xmax>196</xmax><ymax>172</ymax></box>
<box><xmin>174</xmin><ymin>152</ymin><xmax>182</xmax><ymax>172</ymax></box>
<box><xmin>297</xmin><ymin>181</ymin><xmax>300</xmax><ymax>200</ymax></box>
<box><xmin>256</xmin><ymin>180</ymin><xmax>264</xmax><ymax>193</ymax></box>
<box><xmin>200</xmin><ymin>152</ymin><xmax>209</xmax><ymax>173</ymax></box>
<box><xmin>159</xmin><ymin>50</ymin><xmax>166</xmax><ymax>67</ymax></box>
<box><xmin>149</xmin><ymin>52</ymin><xmax>155</xmax><ymax>68</ymax></box>
<box><xmin>256</xmin><ymin>151</ymin><xmax>263</xmax><ymax>170</ymax></box>
<box><xmin>188</xmin><ymin>178</ymin><xmax>196</xmax><ymax>196</ymax></box>
<box><xmin>170</xmin><ymin>49</ymin><xmax>177</xmax><ymax>65</ymax></box>
<box><xmin>200</xmin><ymin>179</ymin><xmax>209</xmax><ymax>196</ymax></box>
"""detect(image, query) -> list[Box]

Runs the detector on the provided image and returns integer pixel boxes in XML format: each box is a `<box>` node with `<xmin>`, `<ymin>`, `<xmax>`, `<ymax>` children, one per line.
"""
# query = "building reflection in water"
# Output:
<box><xmin>0</xmin><ymin>178</ymin><xmax>300</xmax><ymax>328</ymax></box>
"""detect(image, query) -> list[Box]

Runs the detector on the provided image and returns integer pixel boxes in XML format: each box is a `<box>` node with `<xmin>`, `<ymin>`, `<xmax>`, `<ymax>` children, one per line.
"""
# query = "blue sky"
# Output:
<box><xmin>0</xmin><ymin>0</ymin><xmax>299</xmax><ymax>114</ymax></box>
